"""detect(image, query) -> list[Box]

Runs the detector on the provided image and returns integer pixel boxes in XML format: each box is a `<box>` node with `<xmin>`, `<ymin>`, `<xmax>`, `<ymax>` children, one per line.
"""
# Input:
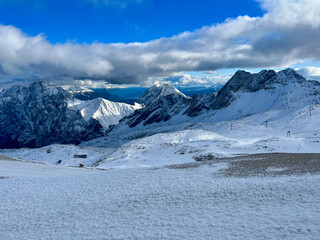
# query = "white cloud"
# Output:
<box><xmin>60</xmin><ymin>79</ymin><xmax>141</xmax><ymax>90</ymax></box>
<box><xmin>1</xmin><ymin>0</ymin><xmax>320</xmax><ymax>88</ymax></box>
<box><xmin>297</xmin><ymin>66</ymin><xmax>320</xmax><ymax>80</ymax></box>
<box><xmin>160</xmin><ymin>73</ymin><xmax>230</xmax><ymax>88</ymax></box>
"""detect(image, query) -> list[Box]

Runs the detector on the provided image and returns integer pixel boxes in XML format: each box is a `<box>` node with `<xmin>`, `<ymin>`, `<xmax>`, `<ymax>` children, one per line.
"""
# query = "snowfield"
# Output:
<box><xmin>0</xmin><ymin>158</ymin><xmax>320</xmax><ymax>240</ymax></box>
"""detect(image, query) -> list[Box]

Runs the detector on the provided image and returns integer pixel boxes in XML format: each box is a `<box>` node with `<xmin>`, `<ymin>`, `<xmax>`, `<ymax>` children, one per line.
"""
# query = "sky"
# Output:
<box><xmin>0</xmin><ymin>0</ymin><xmax>320</xmax><ymax>89</ymax></box>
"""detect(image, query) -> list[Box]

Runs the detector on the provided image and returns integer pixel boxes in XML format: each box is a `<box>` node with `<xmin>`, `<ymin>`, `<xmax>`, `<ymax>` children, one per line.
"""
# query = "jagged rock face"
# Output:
<box><xmin>0</xmin><ymin>81</ymin><xmax>105</xmax><ymax>148</ymax></box>
<box><xmin>125</xmin><ymin>84</ymin><xmax>191</xmax><ymax>127</ymax></box>
<box><xmin>202</xmin><ymin>70</ymin><xmax>278</xmax><ymax>110</ymax></box>
<box><xmin>184</xmin><ymin>68</ymin><xmax>320</xmax><ymax>116</ymax></box>
<box><xmin>184</xmin><ymin>93</ymin><xmax>216</xmax><ymax>117</ymax></box>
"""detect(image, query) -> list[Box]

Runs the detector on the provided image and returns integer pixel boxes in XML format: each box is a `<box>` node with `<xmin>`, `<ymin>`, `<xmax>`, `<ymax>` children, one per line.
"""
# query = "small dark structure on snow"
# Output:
<box><xmin>287</xmin><ymin>131</ymin><xmax>291</xmax><ymax>137</ymax></box>
<box><xmin>73</xmin><ymin>154</ymin><xmax>87</xmax><ymax>159</ymax></box>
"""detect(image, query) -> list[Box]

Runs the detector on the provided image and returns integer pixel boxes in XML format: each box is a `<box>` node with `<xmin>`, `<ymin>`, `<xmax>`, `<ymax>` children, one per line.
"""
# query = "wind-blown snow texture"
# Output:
<box><xmin>0</xmin><ymin>159</ymin><xmax>320</xmax><ymax>240</ymax></box>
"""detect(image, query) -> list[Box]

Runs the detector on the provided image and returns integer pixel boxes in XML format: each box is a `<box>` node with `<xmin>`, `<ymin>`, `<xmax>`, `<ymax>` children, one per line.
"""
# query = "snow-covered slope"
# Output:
<box><xmin>6</xmin><ymin>103</ymin><xmax>320</xmax><ymax>169</ymax></box>
<box><xmin>0</xmin><ymin>144</ymin><xmax>113</xmax><ymax>167</ymax></box>
<box><xmin>80</xmin><ymin>103</ymin><xmax>320</xmax><ymax>168</ymax></box>
<box><xmin>70</xmin><ymin>98</ymin><xmax>142</xmax><ymax>130</ymax></box>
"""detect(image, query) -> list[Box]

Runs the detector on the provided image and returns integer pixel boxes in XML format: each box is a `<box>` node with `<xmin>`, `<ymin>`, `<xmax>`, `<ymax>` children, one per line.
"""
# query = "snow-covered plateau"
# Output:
<box><xmin>1</xmin><ymin>155</ymin><xmax>320</xmax><ymax>240</ymax></box>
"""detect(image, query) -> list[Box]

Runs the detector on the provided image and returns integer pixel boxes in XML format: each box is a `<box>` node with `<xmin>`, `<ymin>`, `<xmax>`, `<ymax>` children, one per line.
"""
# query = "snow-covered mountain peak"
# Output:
<box><xmin>1</xmin><ymin>81</ymin><xmax>72</xmax><ymax>106</ymax></box>
<box><xmin>159</xmin><ymin>83</ymin><xmax>186</xmax><ymax>97</ymax></box>
<box><xmin>29</xmin><ymin>81</ymin><xmax>69</xmax><ymax>98</ymax></box>
<box><xmin>274</xmin><ymin>68</ymin><xmax>306</xmax><ymax>84</ymax></box>
<box><xmin>218</xmin><ymin>68</ymin><xmax>307</xmax><ymax>95</ymax></box>
<box><xmin>139</xmin><ymin>83</ymin><xmax>188</xmax><ymax>106</ymax></box>
<box><xmin>183</xmin><ymin>68</ymin><xmax>320</xmax><ymax>118</ymax></box>
<box><xmin>222</xmin><ymin>69</ymin><xmax>279</xmax><ymax>93</ymax></box>
<box><xmin>111</xmin><ymin>83</ymin><xmax>192</xmax><ymax>128</ymax></box>
<box><xmin>70</xmin><ymin>97</ymin><xmax>142</xmax><ymax>130</ymax></box>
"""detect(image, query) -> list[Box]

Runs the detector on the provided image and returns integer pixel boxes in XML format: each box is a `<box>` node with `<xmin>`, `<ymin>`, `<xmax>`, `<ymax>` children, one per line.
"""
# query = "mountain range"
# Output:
<box><xmin>1</xmin><ymin>68</ymin><xmax>319</xmax><ymax>149</ymax></box>
<box><xmin>113</xmin><ymin>68</ymin><xmax>320</xmax><ymax>128</ymax></box>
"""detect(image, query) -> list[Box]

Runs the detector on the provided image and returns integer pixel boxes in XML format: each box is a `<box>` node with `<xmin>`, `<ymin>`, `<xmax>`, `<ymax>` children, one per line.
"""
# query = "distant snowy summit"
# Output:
<box><xmin>0</xmin><ymin>81</ymin><xmax>140</xmax><ymax>148</ymax></box>
<box><xmin>70</xmin><ymin>97</ymin><xmax>141</xmax><ymax>130</ymax></box>
<box><xmin>124</xmin><ymin>83</ymin><xmax>191</xmax><ymax>127</ymax></box>
<box><xmin>139</xmin><ymin>83</ymin><xmax>189</xmax><ymax>106</ymax></box>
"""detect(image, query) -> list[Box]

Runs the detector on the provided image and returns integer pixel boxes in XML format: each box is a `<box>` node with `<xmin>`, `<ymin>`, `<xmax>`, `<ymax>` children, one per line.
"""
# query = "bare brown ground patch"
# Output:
<box><xmin>0</xmin><ymin>155</ymin><xmax>21</xmax><ymax>162</ymax></box>
<box><xmin>163</xmin><ymin>153</ymin><xmax>320</xmax><ymax>177</ymax></box>
<box><xmin>222</xmin><ymin>153</ymin><xmax>320</xmax><ymax>177</ymax></box>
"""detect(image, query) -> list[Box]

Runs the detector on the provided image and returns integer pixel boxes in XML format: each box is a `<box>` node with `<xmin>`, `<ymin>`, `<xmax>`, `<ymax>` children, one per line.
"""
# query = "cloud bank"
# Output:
<box><xmin>159</xmin><ymin>73</ymin><xmax>231</xmax><ymax>88</ymax></box>
<box><xmin>297</xmin><ymin>66</ymin><xmax>320</xmax><ymax>81</ymax></box>
<box><xmin>1</xmin><ymin>0</ymin><xmax>320</xmax><ymax>87</ymax></box>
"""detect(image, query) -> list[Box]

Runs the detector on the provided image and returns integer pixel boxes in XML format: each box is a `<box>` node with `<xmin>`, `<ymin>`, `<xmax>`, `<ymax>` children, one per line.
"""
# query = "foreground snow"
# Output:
<box><xmin>0</xmin><ymin>159</ymin><xmax>319</xmax><ymax>240</ymax></box>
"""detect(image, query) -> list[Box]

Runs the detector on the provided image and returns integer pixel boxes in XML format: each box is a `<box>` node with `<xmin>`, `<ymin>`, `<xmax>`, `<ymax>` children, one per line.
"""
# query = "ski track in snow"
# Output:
<box><xmin>0</xmin><ymin>160</ymin><xmax>320</xmax><ymax>240</ymax></box>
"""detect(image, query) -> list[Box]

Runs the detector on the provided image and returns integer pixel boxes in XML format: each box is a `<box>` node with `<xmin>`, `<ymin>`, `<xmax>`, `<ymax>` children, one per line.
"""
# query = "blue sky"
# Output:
<box><xmin>0</xmin><ymin>0</ymin><xmax>320</xmax><ymax>89</ymax></box>
<box><xmin>0</xmin><ymin>0</ymin><xmax>264</xmax><ymax>44</ymax></box>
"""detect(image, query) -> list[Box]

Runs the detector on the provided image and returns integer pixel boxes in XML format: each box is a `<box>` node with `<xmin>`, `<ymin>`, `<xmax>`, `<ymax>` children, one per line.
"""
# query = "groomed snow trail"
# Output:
<box><xmin>0</xmin><ymin>160</ymin><xmax>320</xmax><ymax>240</ymax></box>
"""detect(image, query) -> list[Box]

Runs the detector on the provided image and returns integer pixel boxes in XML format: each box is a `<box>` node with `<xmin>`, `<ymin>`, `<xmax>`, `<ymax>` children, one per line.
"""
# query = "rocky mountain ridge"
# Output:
<box><xmin>0</xmin><ymin>81</ymin><xmax>138</xmax><ymax>148</ymax></box>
